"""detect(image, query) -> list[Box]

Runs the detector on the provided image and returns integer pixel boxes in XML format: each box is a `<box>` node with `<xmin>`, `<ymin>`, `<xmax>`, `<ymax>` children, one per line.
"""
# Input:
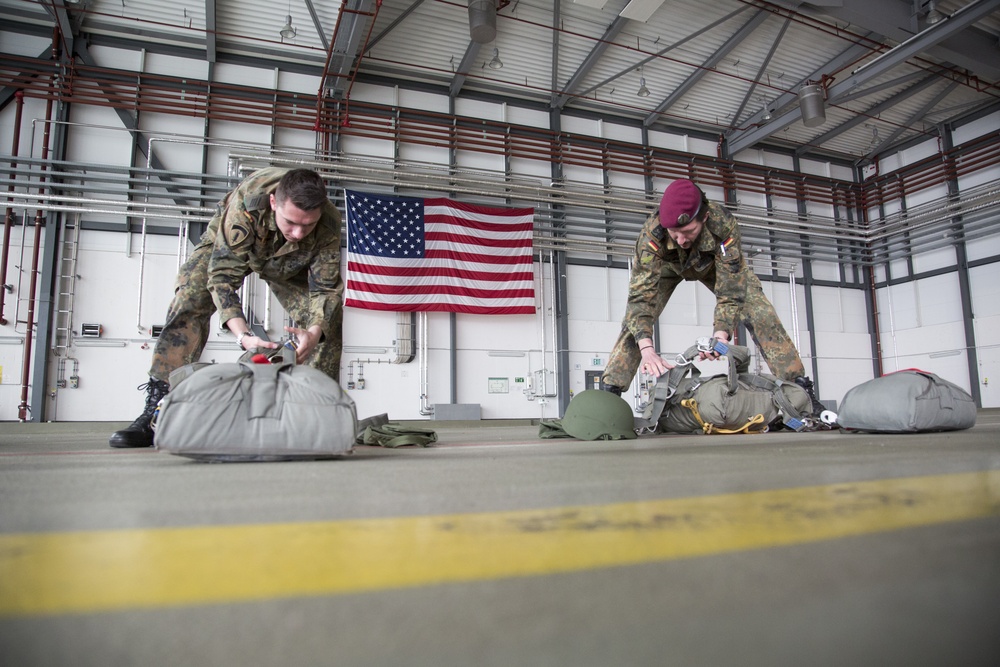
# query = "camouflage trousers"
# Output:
<box><xmin>148</xmin><ymin>245</ymin><xmax>342</xmax><ymax>384</ymax></box>
<box><xmin>602</xmin><ymin>271</ymin><xmax>805</xmax><ymax>389</ymax></box>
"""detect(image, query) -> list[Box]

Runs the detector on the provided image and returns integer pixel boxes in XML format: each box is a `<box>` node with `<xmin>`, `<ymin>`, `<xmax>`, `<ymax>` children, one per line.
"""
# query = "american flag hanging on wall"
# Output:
<box><xmin>344</xmin><ymin>191</ymin><xmax>536</xmax><ymax>314</ymax></box>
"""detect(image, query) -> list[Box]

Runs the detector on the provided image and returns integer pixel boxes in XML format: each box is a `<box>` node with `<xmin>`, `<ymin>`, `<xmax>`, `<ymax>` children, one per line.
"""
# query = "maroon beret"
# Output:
<box><xmin>659</xmin><ymin>179</ymin><xmax>702</xmax><ymax>229</ymax></box>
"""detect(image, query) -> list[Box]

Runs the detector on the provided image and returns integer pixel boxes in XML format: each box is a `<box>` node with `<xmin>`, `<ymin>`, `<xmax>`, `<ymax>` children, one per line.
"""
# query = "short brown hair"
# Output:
<box><xmin>275</xmin><ymin>169</ymin><xmax>328</xmax><ymax>211</ymax></box>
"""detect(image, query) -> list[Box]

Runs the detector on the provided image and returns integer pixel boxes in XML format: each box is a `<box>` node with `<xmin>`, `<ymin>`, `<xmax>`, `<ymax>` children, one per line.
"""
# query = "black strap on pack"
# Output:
<box><xmin>633</xmin><ymin>339</ymin><xmax>719</xmax><ymax>432</ymax></box>
<box><xmin>739</xmin><ymin>374</ymin><xmax>809</xmax><ymax>431</ymax></box>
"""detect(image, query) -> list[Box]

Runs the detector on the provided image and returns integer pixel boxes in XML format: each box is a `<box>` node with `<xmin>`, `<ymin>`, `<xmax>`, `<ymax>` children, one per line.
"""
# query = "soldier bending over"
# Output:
<box><xmin>600</xmin><ymin>179</ymin><xmax>823</xmax><ymax>415</ymax></box>
<box><xmin>110</xmin><ymin>167</ymin><xmax>344</xmax><ymax>448</ymax></box>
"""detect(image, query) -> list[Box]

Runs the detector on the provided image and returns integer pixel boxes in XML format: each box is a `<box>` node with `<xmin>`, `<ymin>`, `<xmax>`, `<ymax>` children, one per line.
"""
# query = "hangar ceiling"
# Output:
<box><xmin>1</xmin><ymin>0</ymin><xmax>999</xmax><ymax>163</ymax></box>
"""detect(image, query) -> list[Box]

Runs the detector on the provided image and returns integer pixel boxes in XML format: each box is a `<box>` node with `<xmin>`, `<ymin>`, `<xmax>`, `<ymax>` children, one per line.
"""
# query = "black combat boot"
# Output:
<box><xmin>794</xmin><ymin>376</ymin><xmax>825</xmax><ymax>417</ymax></box>
<box><xmin>109</xmin><ymin>378</ymin><xmax>170</xmax><ymax>448</ymax></box>
<box><xmin>599</xmin><ymin>380</ymin><xmax>623</xmax><ymax>396</ymax></box>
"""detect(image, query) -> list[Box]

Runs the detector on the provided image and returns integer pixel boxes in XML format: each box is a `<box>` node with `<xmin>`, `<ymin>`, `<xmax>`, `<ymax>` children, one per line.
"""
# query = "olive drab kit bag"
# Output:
<box><xmin>153</xmin><ymin>347</ymin><xmax>358</xmax><ymax>461</ymax></box>
<box><xmin>836</xmin><ymin>369</ymin><xmax>976</xmax><ymax>433</ymax></box>
<box><xmin>636</xmin><ymin>338</ymin><xmax>814</xmax><ymax>435</ymax></box>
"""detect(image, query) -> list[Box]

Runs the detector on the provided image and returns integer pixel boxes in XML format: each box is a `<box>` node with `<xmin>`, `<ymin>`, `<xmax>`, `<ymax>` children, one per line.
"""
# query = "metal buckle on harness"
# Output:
<box><xmin>673</xmin><ymin>353</ymin><xmax>694</xmax><ymax>367</ymax></box>
<box><xmin>697</xmin><ymin>336</ymin><xmax>729</xmax><ymax>356</ymax></box>
<box><xmin>784</xmin><ymin>417</ymin><xmax>807</xmax><ymax>432</ymax></box>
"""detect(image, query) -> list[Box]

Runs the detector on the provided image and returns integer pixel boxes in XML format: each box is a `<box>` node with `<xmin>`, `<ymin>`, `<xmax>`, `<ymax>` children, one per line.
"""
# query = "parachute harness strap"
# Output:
<box><xmin>680</xmin><ymin>398</ymin><xmax>767</xmax><ymax>435</ymax></box>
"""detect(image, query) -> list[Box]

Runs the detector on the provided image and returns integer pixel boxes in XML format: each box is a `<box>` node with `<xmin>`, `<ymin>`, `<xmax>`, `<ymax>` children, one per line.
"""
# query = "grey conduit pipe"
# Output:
<box><xmin>18</xmin><ymin>95</ymin><xmax>53</xmax><ymax>421</ymax></box>
<box><xmin>0</xmin><ymin>90</ymin><xmax>25</xmax><ymax>326</ymax></box>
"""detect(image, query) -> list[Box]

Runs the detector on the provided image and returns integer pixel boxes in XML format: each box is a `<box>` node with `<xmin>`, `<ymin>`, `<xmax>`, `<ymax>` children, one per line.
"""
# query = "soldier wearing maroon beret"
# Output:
<box><xmin>601</xmin><ymin>179</ymin><xmax>822</xmax><ymax>414</ymax></box>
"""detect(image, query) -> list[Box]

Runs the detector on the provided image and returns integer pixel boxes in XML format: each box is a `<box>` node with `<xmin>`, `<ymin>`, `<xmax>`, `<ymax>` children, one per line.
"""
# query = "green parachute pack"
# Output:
<box><xmin>637</xmin><ymin>338</ymin><xmax>813</xmax><ymax>435</ymax></box>
<box><xmin>543</xmin><ymin>338</ymin><xmax>814</xmax><ymax>441</ymax></box>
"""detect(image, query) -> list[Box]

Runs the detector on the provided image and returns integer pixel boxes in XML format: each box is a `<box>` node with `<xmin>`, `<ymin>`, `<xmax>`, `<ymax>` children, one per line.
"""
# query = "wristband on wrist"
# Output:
<box><xmin>236</xmin><ymin>331</ymin><xmax>252</xmax><ymax>349</ymax></box>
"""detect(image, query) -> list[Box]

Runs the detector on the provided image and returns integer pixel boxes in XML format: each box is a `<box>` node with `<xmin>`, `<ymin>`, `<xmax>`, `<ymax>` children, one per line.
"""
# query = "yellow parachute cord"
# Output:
<box><xmin>680</xmin><ymin>398</ymin><xmax>767</xmax><ymax>435</ymax></box>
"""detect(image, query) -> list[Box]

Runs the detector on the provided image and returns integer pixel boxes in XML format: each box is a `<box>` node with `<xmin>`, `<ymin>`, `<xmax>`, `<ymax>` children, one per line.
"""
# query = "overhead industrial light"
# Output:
<box><xmin>279</xmin><ymin>0</ymin><xmax>296</xmax><ymax>41</ymax></box>
<box><xmin>279</xmin><ymin>15</ymin><xmax>297</xmax><ymax>40</ymax></box>
<box><xmin>925</xmin><ymin>0</ymin><xmax>945</xmax><ymax>25</ymax></box>
<box><xmin>636</xmin><ymin>67</ymin><xmax>650</xmax><ymax>98</ymax></box>
<box><xmin>488</xmin><ymin>47</ymin><xmax>503</xmax><ymax>70</ymax></box>
<box><xmin>798</xmin><ymin>83</ymin><xmax>826</xmax><ymax>128</ymax></box>
<box><xmin>868</xmin><ymin>123</ymin><xmax>882</xmax><ymax>149</ymax></box>
<box><xmin>760</xmin><ymin>97</ymin><xmax>773</xmax><ymax>121</ymax></box>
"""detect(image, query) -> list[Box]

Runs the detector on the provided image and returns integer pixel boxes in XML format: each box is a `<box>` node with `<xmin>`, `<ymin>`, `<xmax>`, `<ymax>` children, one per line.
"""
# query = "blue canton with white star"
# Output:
<box><xmin>347</xmin><ymin>191</ymin><xmax>426</xmax><ymax>258</ymax></box>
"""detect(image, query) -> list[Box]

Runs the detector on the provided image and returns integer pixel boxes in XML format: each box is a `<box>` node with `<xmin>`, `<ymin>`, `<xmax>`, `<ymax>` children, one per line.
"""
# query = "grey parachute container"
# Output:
<box><xmin>836</xmin><ymin>370</ymin><xmax>976</xmax><ymax>433</ymax></box>
<box><xmin>154</xmin><ymin>348</ymin><xmax>357</xmax><ymax>461</ymax></box>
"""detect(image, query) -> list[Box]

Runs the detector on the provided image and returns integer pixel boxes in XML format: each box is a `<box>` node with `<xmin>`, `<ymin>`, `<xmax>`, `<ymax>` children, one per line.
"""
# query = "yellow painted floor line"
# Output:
<box><xmin>2</xmin><ymin>470</ymin><xmax>999</xmax><ymax>617</ymax></box>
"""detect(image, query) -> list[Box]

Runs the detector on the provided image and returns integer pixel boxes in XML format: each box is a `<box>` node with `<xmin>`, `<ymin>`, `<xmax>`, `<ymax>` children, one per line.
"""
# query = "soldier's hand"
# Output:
<box><xmin>243</xmin><ymin>334</ymin><xmax>278</xmax><ymax>351</ymax></box>
<box><xmin>698</xmin><ymin>330</ymin><xmax>731</xmax><ymax>361</ymax></box>
<box><xmin>640</xmin><ymin>346</ymin><xmax>674</xmax><ymax>377</ymax></box>
<box><xmin>284</xmin><ymin>325</ymin><xmax>322</xmax><ymax>365</ymax></box>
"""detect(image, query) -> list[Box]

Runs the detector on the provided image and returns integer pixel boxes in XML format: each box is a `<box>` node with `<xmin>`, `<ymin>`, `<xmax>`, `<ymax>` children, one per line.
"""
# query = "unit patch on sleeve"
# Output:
<box><xmin>225</xmin><ymin>212</ymin><xmax>253</xmax><ymax>249</ymax></box>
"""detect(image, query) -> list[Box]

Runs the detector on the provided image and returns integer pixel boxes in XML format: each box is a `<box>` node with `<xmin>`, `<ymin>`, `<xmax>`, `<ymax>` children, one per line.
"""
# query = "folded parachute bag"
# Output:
<box><xmin>355</xmin><ymin>413</ymin><xmax>438</xmax><ymax>448</ymax></box>
<box><xmin>154</xmin><ymin>349</ymin><xmax>358</xmax><ymax>461</ymax></box>
<box><xmin>837</xmin><ymin>369</ymin><xmax>976</xmax><ymax>433</ymax></box>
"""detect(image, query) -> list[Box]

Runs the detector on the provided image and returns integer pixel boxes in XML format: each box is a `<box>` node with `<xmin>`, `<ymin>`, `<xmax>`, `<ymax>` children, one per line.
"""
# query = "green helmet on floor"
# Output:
<box><xmin>561</xmin><ymin>389</ymin><xmax>638</xmax><ymax>441</ymax></box>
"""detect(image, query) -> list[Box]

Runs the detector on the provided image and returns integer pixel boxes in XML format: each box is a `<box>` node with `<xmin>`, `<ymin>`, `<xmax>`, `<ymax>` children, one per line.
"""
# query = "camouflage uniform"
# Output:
<box><xmin>149</xmin><ymin>167</ymin><xmax>344</xmax><ymax>383</ymax></box>
<box><xmin>602</xmin><ymin>202</ymin><xmax>805</xmax><ymax>389</ymax></box>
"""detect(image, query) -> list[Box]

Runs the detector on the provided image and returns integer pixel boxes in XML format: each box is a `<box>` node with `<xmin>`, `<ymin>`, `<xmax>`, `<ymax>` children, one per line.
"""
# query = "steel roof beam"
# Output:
<box><xmin>323</xmin><ymin>0</ymin><xmax>377</xmax><ymax>99</ymax></box>
<box><xmin>725</xmin><ymin>35</ymin><xmax>881</xmax><ymax>155</ymax></box>
<box><xmin>551</xmin><ymin>15</ymin><xmax>629</xmax><ymax>109</ymax></box>
<box><xmin>305</xmin><ymin>0</ymin><xmax>330</xmax><ymax>52</ymax></box>
<box><xmin>366</xmin><ymin>0</ymin><xmax>426</xmax><ymax>52</ymax></box>
<box><xmin>865</xmin><ymin>79</ymin><xmax>960</xmax><ymax>161</ymax></box>
<box><xmin>572</xmin><ymin>5</ymin><xmax>751</xmax><ymax>103</ymax></box>
<box><xmin>830</xmin><ymin>0</ymin><xmax>1000</xmax><ymax>93</ymax></box>
<box><xmin>793</xmin><ymin>72</ymin><xmax>943</xmax><ymax>156</ymax></box>
<box><xmin>726</xmin><ymin>1</ymin><xmax>995</xmax><ymax>156</ymax></box>
<box><xmin>834</xmin><ymin>69</ymin><xmax>929</xmax><ymax>105</ymax></box>
<box><xmin>0</xmin><ymin>48</ymin><xmax>52</xmax><ymax>113</ymax></box>
<box><xmin>449</xmin><ymin>42</ymin><xmax>485</xmax><ymax>97</ymax></box>
<box><xmin>39</xmin><ymin>0</ymin><xmax>75</xmax><ymax>56</ymax></box>
<box><xmin>205</xmin><ymin>0</ymin><xmax>217</xmax><ymax>62</ymax></box>
<box><xmin>729</xmin><ymin>17</ymin><xmax>791</xmax><ymax>131</ymax></box>
<box><xmin>770</xmin><ymin>0</ymin><xmax>1000</xmax><ymax>82</ymax></box>
<box><xmin>643</xmin><ymin>9</ymin><xmax>770</xmax><ymax>127</ymax></box>
<box><xmin>551</xmin><ymin>0</ymin><xmax>562</xmax><ymax>103</ymax></box>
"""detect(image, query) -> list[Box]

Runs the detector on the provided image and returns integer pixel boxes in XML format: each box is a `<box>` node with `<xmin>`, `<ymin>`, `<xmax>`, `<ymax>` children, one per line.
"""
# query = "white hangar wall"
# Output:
<box><xmin>0</xmin><ymin>38</ymin><xmax>998</xmax><ymax>421</ymax></box>
<box><xmin>867</xmin><ymin>111</ymin><xmax>1000</xmax><ymax>407</ymax></box>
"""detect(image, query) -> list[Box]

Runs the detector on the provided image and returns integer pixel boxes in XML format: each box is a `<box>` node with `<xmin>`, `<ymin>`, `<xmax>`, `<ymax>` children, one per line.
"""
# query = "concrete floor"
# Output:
<box><xmin>1</xmin><ymin>412</ymin><xmax>999</xmax><ymax>667</ymax></box>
